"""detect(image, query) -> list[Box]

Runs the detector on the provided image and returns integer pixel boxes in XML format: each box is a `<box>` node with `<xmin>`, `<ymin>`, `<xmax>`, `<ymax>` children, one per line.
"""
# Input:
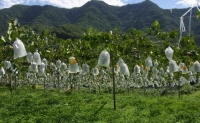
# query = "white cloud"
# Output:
<box><xmin>103</xmin><ymin>0</ymin><xmax>125</xmax><ymax>6</ymax></box>
<box><xmin>176</xmin><ymin>0</ymin><xmax>199</xmax><ymax>7</ymax></box>
<box><xmin>0</xmin><ymin>0</ymin><xmax>126</xmax><ymax>9</ymax></box>
<box><xmin>0</xmin><ymin>0</ymin><xmax>21</xmax><ymax>9</ymax></box>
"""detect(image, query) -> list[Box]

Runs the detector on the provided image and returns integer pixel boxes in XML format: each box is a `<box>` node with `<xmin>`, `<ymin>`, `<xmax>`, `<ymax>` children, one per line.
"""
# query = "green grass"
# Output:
<box><xmin>0</xmin><ymin>86</ymin><xmax>200</xmax><ymax>123</ymax></box>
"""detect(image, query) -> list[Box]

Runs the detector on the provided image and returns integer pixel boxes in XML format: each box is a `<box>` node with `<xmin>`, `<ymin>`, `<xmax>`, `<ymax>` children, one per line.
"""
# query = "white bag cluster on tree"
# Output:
<box><xmin>165</xmin><ymin>46</ymin><xmax>173</xmax><ymax>61</ymax></box>
<box><xmin>29</xmin><ymin>62</ymin><xmax>38</xmax><ymax>73</ymax></box>
<box><xmin>0</xmin><ymin>67</ymin><xmax>5</xmax><ymax>76</ymax></box>
<box><xmin>69</xmin><ymin>57</ymin><xmax>79</xmax><ymax>73</ymax></box>
<box><xmin>145</xmin><ymin>56</ymin><xmax>153</xmax><ymax>69</ymax></box>
<box><xmin>134</xmin><ymin>64</ymin><xmax>140</xmax><ymax>74</ymax></box>
<box><xmin>168</xmin><ymin>60</ymin><xmax>178</xmax><ymax>73</ymax></box>
<box><xmin>153</xmin><ymin>60</ymin><xmax>159</xmax><ymax>68</ymax></box>
<box><xmin>97</xmin><ymin>50</ymin><xmax>110</xmax><ymax>67</ymax></box>
<box><xmin>33</xmin><ymin>50</ymin><xmax>42</xmax><ymax>65</ymax></box>
<box><xmin>117</xmin><ymin>58</ymin><xmax>124</xmax><ymax>68</ymax></box>
<box><xmin>50</xmin><ymin>62</ymin><xmax>57</xmax><ymax>71</ymax></box>
<box><xmin>189</xmin><ymin>62</ymin><xmax>194</xmax><ymax>72</ymax></box>
<box><xmin>182</xmin><ymin>65</ymin><xmax>188</xmax><ymax>74</ymax></box>
<box><xmin>114</xmin><ymin>64</ymin><xmax>119</xmax><ymax>73</ymax></box>
<box><xmin>193</xmin><ymin>61</ymin><xmax>200</xmax><ymax>73</ymax></box>
<box><xmin>119</xmin><ymin>62</ymin><xmax>130</xmax><ymax>76</ymax></box>
<box><xmin>26</xmin><ymin>52</ymin><xmax>33</xmax><ymax>63</ymax></box>
<box><xmin>92</xmin><ymin>67</ymin><xmax>99</xmax><ymax>76</ymax></box>
<box><xmin>4</xmin><ymin>61</ymin><xmax>11</xmax><ymax>70</ymax></box>
<box><xmin>38</xmin><ymin>62</ymin><xmax>46</xmax><ymax>76</ymax></box>
<box><xmin>42</xmin><ymin>58</ymin><xmax>48</xmax><ymax>68</ymax></box>
<box><xmin>60</xmin><ymin>63</ymin><xmax>67</xmax><ymax>73</ymax></box>
<box><xmin>56</xmin><ymin>60</ymin><xmax>62</xmax><ymax>69</ymax></box>
<box><xmin>82</xmin><ymin>64</ymin><xmax>89</xmax><ymax>75</ymax></box>
<box><xmin>13</xmin><ymin>38</ymin><xmax>27</xmax><ymax>59</ymax></box>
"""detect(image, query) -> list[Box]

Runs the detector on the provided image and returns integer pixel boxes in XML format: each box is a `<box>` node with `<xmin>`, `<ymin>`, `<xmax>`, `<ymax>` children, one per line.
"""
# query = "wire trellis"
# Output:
<box><xmin>178</xmin><ymin>4</ymin><xmax>200</xmax><ymax>48</ymax></box>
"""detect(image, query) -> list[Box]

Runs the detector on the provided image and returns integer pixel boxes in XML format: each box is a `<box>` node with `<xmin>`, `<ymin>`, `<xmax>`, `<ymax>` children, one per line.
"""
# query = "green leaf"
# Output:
<box><xmin>91</xmin><ymin>41</ymin><xmax>97</xmax><ymax>49</ymax></box>
<box><xmin>1</xmin><ymin>36</ymin><xmax>6</xmax><ymax>42</ymax></box>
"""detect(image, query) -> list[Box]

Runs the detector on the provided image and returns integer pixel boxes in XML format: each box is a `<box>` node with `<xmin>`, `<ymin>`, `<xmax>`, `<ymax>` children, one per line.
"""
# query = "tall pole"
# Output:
<box><xmin>111</xmin><ymin>50</ymin><xmax>116</xmax><ymax>110</ymax></box>
<box><xmin>189</xmin><ymin>9</ymin><xmax>192</xmax><ymax>36</ymax></box>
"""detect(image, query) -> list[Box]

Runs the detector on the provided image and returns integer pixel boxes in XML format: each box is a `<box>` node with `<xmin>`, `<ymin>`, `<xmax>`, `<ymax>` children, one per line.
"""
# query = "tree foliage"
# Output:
<box><xmin>0</xmin><ymin>1</ymin><xmax>200</xmax><ymax>45</ymax></box>
<box><xmin>0</xmin><ymin>19</ymin><xmax>199</xmax><ymax>74</ymax></box>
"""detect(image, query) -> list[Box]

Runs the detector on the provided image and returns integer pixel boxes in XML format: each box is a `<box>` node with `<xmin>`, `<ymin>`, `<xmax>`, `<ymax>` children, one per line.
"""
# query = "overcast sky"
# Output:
<box><xmin>0</xmin><ymin>0</ymin><xmax>200</xmax><ymax>10</ymax></box>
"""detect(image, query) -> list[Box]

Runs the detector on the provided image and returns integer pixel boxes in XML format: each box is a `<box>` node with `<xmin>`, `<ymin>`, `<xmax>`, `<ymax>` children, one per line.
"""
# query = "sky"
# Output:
<box><xmin>0</xmin><ymin>0</ymin><xmax>200</xmax><ymax>10</ymax></box>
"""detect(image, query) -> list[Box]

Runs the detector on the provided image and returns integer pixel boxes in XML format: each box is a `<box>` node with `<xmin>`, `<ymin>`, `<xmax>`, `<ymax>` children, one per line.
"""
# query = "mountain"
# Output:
<box><xmin>0</xmin><ymin>0</ymin><xmax>200</xmax><ymax>43</ymax></box>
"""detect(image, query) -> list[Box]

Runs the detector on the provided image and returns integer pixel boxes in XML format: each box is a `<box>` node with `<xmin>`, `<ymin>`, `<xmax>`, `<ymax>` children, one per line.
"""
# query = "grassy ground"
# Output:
<box><xmin>0</xmin><ymin>86</ymin><xmax>200</xmax><ymax>123</ymax></box>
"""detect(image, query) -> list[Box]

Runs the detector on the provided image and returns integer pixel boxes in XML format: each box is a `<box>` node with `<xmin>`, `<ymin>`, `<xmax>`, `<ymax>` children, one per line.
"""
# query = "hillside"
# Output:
<box><xmin>0</xmin><ymin>0</ymin><xmax>199</xmax><ymax>43</ymax></box>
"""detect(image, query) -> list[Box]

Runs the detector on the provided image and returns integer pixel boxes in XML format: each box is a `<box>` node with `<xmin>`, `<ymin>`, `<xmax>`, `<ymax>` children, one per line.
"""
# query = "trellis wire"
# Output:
<box><xmin>178</xmin><ymin>4</ymin><xmax>200</xmax><ymax>48</ymax></box>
